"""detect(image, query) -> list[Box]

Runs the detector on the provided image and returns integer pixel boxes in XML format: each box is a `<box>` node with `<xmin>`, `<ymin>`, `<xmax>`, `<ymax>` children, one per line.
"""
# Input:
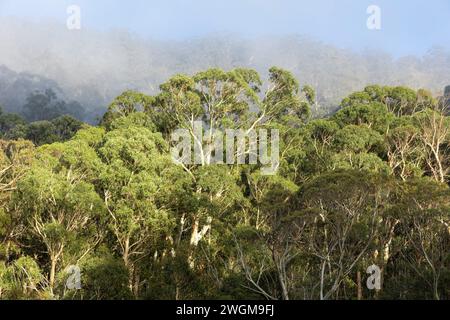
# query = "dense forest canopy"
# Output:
<box><xmin>0</xmin><ymin>67</ymin><xmax>449</xmax><ymax>300</ymax></box>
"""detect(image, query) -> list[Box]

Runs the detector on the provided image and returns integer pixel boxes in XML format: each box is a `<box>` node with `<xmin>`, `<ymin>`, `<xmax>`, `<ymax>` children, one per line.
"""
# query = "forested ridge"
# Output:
<box><xmin>0</xmin><ymin>67</ymin><xmax>449</xmax><ymax>300</ymax></box>
<box><xmin>3</xmin><ymin>19</ymin><xmax>450</xmax><ymax>117</ymax></box>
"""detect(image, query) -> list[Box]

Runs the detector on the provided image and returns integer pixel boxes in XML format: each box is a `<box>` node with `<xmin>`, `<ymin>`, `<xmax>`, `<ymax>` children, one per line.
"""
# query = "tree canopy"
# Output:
<box><xmin>0</xmin><ymin>68</ymin><xmax>449</xmax><ymax>300</ymax></box>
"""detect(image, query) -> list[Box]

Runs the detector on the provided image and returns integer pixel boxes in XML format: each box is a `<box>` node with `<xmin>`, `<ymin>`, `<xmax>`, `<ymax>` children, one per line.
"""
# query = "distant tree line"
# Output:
<box><xmin>0</xmin><ymin>89</ymin><xmax>85</xmax><ymax>145</ymax></box>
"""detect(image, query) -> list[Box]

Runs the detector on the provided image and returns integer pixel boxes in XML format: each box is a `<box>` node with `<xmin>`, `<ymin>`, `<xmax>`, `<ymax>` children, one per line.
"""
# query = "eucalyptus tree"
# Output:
<box><xmin>97</xmin><ymin>119</ymin><xmax>177</xmax><ymax>297</ymax></box>
<box><xmin>15</xmin><ymin>164</ymin><xmax>104</xmax><ymax>295</ymax></box>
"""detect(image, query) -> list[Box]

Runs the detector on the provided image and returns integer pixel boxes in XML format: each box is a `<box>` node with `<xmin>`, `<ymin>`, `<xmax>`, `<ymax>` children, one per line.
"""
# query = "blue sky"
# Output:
<box><xmin>1</xmin><ymin>0</ymin><xmax>449</xmax><ymax>57</ymax></box>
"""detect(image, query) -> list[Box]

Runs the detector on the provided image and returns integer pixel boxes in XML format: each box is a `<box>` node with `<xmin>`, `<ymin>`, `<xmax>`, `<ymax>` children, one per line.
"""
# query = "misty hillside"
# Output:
<box><xmin>1</xmin><ymin>17</ymin><xmax>450</xmax><ymax>120</ymax></box>
<box><xmin>0</xmin><ymin>65</ymin><xmax>65</xmax><ymax>113</ymax></box>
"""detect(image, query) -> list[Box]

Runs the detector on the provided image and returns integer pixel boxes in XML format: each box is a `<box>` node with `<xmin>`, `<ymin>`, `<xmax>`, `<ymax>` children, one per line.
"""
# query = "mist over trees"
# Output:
<box><xmin>0</xmin><ymin>66</ymin><xmax>94</xmax><ymax>123</ymax></box>
<box><xmin>1</xmin><ymin>18</ymin><xmax>450</xmax><ymax>119</ymax></box>
<box><xmin>0</xmin><ymin>16</ymin><xmax>449</xmax><ymax>301</ymax></box>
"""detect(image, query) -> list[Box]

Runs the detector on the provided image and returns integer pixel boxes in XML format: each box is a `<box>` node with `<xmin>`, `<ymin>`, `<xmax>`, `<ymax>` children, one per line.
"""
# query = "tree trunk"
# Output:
<box><xmin>190</xmin><ymin>218</ymin><xmax>199</xmax><ymax>246</ymax></box>
<box><xmin>123</xmin><ymin>237</ymin><xmax>130</xmax><ymax>267</ymax></box>
<box><xmin>357</xmin><ymin>271</ymin><xmax>363</xmax><ymax>300</ymax></box>
<box><xmin>49</xmin><ymin>257</ymin><xmax>57</xmax><ymax>294</ymax></box>
<box><xmin>320</xmin><ymin>261</ymin><xmax>326</xmax><ymax>300</ymax></box>
<box><xmin>278</xmin><ymin>272</ymin><xmax>289</xmax><ymax>300</ymax></box>
<box><xmin>133</xmin><ymin>271</ymin><xmax>140</xmax><ymax>299</ymax></box>
<box><xmin>433</xmin><ymin>275</ymin><xmax>440</xmax><ymax>300</ymax></box>
<box><xmin>122</xmin><ymin>237</ymin><xmax>134</xmax><ymax>293</ymax></box>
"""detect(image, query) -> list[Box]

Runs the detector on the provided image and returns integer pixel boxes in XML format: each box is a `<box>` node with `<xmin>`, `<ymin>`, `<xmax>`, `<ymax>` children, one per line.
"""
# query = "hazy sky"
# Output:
<box><xmin>0</xmin><ymin>0</ymin><xmax>449</xmax><ymax>57</ymax></box>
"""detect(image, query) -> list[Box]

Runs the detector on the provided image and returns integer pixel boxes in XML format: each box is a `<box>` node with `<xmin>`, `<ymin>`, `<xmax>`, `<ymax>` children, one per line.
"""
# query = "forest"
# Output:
<box><xmin>0</xmin><ymin>67</ymin><xmax>449</xmax><ymax>300</ymax></box>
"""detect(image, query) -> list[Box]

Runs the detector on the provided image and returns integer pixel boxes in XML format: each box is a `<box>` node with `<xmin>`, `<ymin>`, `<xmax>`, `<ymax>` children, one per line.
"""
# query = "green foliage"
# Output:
<box><xmin>67</xmin><ymin>251</ymin><xmax>132</xmax><ymax>300</ymax></box>
<box><xmin>0</xmin><ymin>256</ymin><xmax>45</xmax><ymax>299</ymax></box>
<box><xmin>0</xmin><ymin>68</ymin><xmax>449</xmax><ymax>300</ymax></box>
<box><xmin>0</xmin><ymin>108</ymin><xmax>84</xmax><ymax>146</ymax></box>
<box><xmin>333</xmin><ymin>102</ymin><xmax>393</xmax><ymax>133</ymax></box>
<box><xmin>22</xmin><ymin>89</ymin><xmax>85</xmax><ymax>122</ymax></box>
<box><xmin>341</xmin><ymin>85</ymin><xmax>437</xmax><ymax>116</ymax></box>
